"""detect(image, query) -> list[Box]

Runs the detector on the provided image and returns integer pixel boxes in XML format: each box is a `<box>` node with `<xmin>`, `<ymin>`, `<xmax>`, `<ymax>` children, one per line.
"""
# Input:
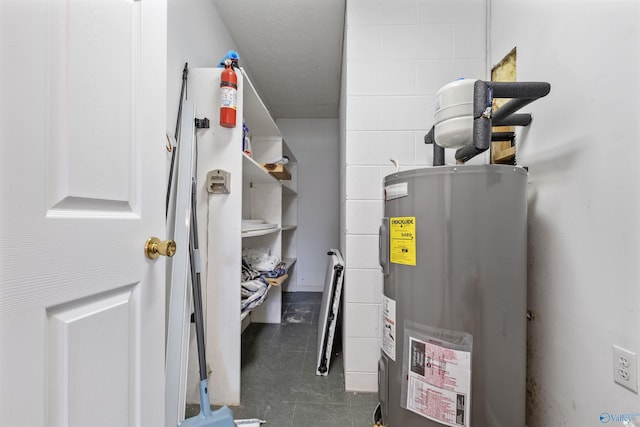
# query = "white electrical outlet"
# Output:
<box><xmin>613</xmin><ymin>345</ymin><xmax>638</xmax><ymax>393</ymax></box>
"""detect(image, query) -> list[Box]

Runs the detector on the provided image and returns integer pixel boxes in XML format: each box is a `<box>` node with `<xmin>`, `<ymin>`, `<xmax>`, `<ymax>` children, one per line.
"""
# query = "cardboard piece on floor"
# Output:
<box><xmin>316</xmin><ymin>249</ymin><xmax>345</xmax><ymax>376</ymax></box>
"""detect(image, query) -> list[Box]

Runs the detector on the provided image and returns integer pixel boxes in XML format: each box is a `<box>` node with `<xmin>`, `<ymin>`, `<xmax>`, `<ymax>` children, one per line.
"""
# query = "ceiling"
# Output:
<box><xmin>213</xmin><ymin>0</ymin><xmax>346</xmax><ymax>119</ymax></box>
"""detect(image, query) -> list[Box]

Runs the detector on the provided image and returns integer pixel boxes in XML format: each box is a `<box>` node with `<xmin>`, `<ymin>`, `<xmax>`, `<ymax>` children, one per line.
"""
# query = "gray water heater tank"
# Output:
<box><xmin>378</xmin><ymin>165</ymin><xmax>527</xmax><ymax>426</ymax></box>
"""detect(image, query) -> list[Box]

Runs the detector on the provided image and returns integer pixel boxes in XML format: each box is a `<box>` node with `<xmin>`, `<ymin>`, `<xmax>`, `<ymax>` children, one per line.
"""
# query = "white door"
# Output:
<box><xmin>0</xmin><ymin>1</ymin><xmax>167</xmax><ymax>426</ymax></box>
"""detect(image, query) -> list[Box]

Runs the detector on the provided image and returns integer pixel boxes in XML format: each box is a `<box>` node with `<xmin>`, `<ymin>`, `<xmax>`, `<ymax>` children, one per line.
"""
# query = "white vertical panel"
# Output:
<box><xmin>282</xmin><ymin>193</ymin><xmax>297</xmax><ymax>228</ymax></box>
<box><xmin>189</xmin><ymin>68</ymin><xmax>243</xmax><ymax>405</ymax></box>
<box><xmin>48</xmin><ymin>287</ymin><xmax>135</xmax><ymax>427</ymax></box>
<box><xmin>248</xmin><ymin>182</ymin><xmax>283</xmax><ymax>323</ymax></box>
<box><xmin>0</xmin><ymin>0</ymin><xmax>166</xmax><ymax>425</ymax></box>
<box><xmin>250</xmin><ymin>284</ymin><xmax>282</xmax><ymax>324</ymax></box>
<box><xmin>48</xmin><ymin>0</ymin><xmax>136</xmax><ymax>210</ymax></box>
<box><xmin>491</xmin><ymin>1</ymin><xmax>640</xmax><ymax>425</ymax></box>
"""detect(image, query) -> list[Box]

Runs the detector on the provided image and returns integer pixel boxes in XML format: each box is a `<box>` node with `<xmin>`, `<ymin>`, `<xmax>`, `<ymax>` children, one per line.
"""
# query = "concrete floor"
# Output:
<box><xmin>187</xmin><ymin>292</ymin><xmax>379</xmax><ymax>426</ymax></box>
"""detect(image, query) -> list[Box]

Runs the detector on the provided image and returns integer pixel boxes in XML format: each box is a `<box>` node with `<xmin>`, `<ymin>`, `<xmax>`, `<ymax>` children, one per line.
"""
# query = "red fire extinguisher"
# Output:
<box><xmin>220</xmin><ymin>59</ymin><xmax>237</xmax><ymax>128</ymax></box>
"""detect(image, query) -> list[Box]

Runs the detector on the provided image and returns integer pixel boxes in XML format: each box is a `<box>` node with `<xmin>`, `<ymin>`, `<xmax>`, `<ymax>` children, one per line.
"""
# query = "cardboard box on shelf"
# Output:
<box><xmin>261</xmin><ymin>163</ymin><xmax>291</xmax><ymax>180</ymax></box>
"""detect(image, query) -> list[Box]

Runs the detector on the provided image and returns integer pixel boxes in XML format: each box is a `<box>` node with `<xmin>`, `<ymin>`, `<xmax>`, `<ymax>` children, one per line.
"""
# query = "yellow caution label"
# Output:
<box><xmin>389</xmin><ymin>216</ymin><xmax>416</xmax><ymax>266</ymax></box>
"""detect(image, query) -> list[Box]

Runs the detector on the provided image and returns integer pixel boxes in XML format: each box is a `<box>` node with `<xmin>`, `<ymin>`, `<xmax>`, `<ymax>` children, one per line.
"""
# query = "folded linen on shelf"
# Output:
<box><xmin>241</xmin><ymin>259</ymin><xmax>270</xmax><ymax>314</ymax></box>
<box><xmin>242</xmin><ymin>259</ymin><xmax>263</xmax><ymax>282</ymax></box>
<box><xmin>241</xmin><ymin>249</ymin><xmax>290</xmax><ymax>314</ymax></box>
<box><xmin>242</xmin><ymin>247</ymin><xmax>280</xmax><ymax>272</ymax></box>
<box><xmin>241</xmin><ymin>279</ymin><xmax>266</xmax><ymax>297</ymax></box>
<box><xmin>261</xmin><ymin>261</ymin><xmax>287</xmax><ymax>278</ymax></box>
<box><xmin>241</xmin><ymin>280</ymin><xmax>269</xmax><ymax>313</ymax></box>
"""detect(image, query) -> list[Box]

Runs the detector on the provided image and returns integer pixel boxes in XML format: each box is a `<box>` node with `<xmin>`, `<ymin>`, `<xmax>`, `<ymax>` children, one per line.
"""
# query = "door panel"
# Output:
<box><xmin>48</xmin><ymin>0</ymin><xmax>136</xmax><ymax>209</ymax></box>
<box><xmin>0</xmin><ymin>1</ymin><xmax>166</xmax><ymax>426</ymax></box>
<box><xmin>48</xmin><ymin>286</ymin><xmax>136</xmax><ymax>426</ymax></box>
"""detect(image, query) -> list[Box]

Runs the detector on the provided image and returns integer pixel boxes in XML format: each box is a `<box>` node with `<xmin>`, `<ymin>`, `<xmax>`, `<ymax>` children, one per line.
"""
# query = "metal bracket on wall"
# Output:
<box><xmin>195</xmin><ymin>117</ymin><xmax>210</xmax><ymax>129</ymax></box>
<box><xmin>206</xmin><ymin>169</ymin><xmax>230</xmax><ymax>194</ymax></box>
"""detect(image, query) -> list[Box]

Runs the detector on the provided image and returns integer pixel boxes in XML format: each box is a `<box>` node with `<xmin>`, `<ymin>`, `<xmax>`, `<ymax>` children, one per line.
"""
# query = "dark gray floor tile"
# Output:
<box><xmin>275</xmin><ymin>322</ymin><xmax>317</xmax><ymax>337</ymax></box>
<box><xmin>228</xmin><ymin>401</ymin><xmax>295</xmax><ymax>427</ymax></box>
<box><xmin>184</xmin><ymin>404</ymin><xmax>200</xmax><ymax>418</ymax></box>
<box><xmin>350</xmin><ymin>393</ymin><xmax>379</xmax><ymax>427</ymax></box>
<box><xmin>282</xmin><ymin>310</ymin><xmax>315</xmax><ymax>324</ymax></box>
<box><xmin>287</xmin><ymin>302</ymin><xmax>319</xmax><ymax>314</ymax></box>
<box><xmin>228</xmin><ymin>292</ymin><xmax>375</xmax><ymax>426</ymax></box>
<box><xmin>288</xmin><ymin>372</ymin><xmax>351</xmax><ymax>406</ymax></box>
<box><xmin>351</xmin><ymin>406</ymin><xmax>376</xmax><ymax>427</ymax></box>
<box><xmin>291</xmin><ymin>402</ymin><xmax>352</xmax><ymax>427</ymax></box>
<box><xmin>242</xmin><ymin>348</ymin><xmax>307</xmax><ymax>377</ymax></box>
<box><xmin>265</xmin><ymin>331</ymin><xmax>311</xmax><ymax>351</ymax></box>
<box><xmin>242</xmin><ymin>324</ymin><xmax>278</xmax><ymax>346</ymax></box>
<box><xmin>283</xmin><ymin>292</ymin><xmax>322</xmax><ymax>304</ymax></box>
<box><xmin>348</xmin><ymin>391</ymin><xmax>378</xmax><ymax>407</ymax></box>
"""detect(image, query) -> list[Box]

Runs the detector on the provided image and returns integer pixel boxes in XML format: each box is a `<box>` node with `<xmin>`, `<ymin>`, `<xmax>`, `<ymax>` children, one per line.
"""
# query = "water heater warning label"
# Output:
<box><xmin>382</xmin><ymin>296</ymin><xmax>396</xmax><ymax>361</ymax></box>
<box><xmin>389</xmin><ymin>216</ymin><xmax>416</xmax><ymax>266</ymax></box>
<box><xmin>406</xmin><ymin>337</ymin><xmax>471</xmax><ymax>426</ymax></box>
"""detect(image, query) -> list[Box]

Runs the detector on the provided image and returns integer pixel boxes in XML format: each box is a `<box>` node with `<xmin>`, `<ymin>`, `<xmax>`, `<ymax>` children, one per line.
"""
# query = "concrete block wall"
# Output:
<box><xmin>340</xmin><ymin>0</ymin><xmax>488</xmax><ymax>391</ymax></box>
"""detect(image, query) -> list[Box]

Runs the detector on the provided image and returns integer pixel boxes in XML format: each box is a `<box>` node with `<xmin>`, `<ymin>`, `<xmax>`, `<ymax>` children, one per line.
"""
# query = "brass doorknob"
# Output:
<box><xmin>144</xmin><ymin>237</ymin><xmax>176</xmax><ymax>259</ymax></box>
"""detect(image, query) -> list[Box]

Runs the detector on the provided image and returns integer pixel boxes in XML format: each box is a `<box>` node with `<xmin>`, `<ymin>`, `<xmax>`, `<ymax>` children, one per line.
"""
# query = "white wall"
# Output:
<box><xmin>340</xmin><ymin>0</ymin><xmax>487</xmax><ymax>391</ymax></box>
<box><xmin>277</xmin><ymin>119</ymin><xmax>341</xmax><ymax>292</ymax></box>
<box><xmin>492</xmin><ymin>1</ymin><xmax>640</xmax><ymax>426</ymax></box>
<box><xmin>167</xmin><ymin>0</ymin><xmax>237</xmax><ymax>133</ymax></box>
<box><xmin>167</xmin><ymin>0</ymin><xmax>238</xmax><ymax>406</ymax></box>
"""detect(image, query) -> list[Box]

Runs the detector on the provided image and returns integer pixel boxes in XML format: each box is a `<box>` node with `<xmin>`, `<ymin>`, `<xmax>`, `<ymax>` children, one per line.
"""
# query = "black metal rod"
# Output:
<box><xmin>455</xmin><ymin>145</ymin><xmax>488</xmax><ymax>162</ymax></box>
<box><xmin>492</xmin><ymin>98</ymin><xmax>536</xmax><ymax>123</ymax></box>
<box><xmin>470</xmin><ymin>80</ymin><xmax>550</xmax><ymax>157</ymax></box>
<box><xmin>423</xmin><ymin>126</ymin><xmax>445</xmax><ymax>166</ymax></box>
<box><xmin>166</xmin><ymin>63</ymin><xmax>189</xmax><ymax>218</ymax></box>
<box><xmin>189</xmin><ymin>178</ymin><xmax>208</xmax><ymax>382</ymax></box>
<box><xmin>488</xmin><ymin>81</ymin><xmax>551</xmax><ymax>100</ymax></box>
<box><xmin>433</xmin><ymin>141</ymin><xmax>445</xmax><ymax>166</ymax></box>
<box><xmin>423</xmin><ymin>126</ymin><xmax>435</xmax><ymax>145</ymax></box>
<box><xmin>472</xmin><ymin>80</ymin><xmax>492</xmax><ymax>151</ymax></box>
<box><xmin>491</xmin><ymin>132</ymin><xmax>516</xmax><ymax>142</ymax></box>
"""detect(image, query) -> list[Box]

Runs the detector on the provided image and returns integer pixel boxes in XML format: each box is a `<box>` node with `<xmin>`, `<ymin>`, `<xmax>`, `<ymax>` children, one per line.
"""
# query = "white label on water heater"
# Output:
<box><xmin>406</xmin><ymin>337</ymin><xmax>472</xmax><ymax>426</ymax></box>
<box><xmin>382</xmin><ymin>296</ymin><xmax>396</xmax><ymax>361</ymax></box>
<box><xmin>384</xmin><ymin>182</ymin><xmax>408</xmax><ymax>201</ymax></box>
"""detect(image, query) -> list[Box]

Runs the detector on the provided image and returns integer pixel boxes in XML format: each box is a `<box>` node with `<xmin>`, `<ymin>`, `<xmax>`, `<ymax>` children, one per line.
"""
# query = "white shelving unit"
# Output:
<box><xmin>187</xmin><ymin>67</ymin><xmax>297</xmax><ymax>406</ymax></box>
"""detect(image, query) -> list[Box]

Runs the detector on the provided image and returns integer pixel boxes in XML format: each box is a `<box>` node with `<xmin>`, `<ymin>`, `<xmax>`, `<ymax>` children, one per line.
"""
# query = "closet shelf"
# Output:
<box><xmin>243</xmin><ymin>153</ymin><xmax>279</xmax><ymax>184</ymax></box>
<box><xmin>241</xmin><ymin>227</ymin><xmax>281</xmax><ymax>238</ymax></box>
<box><xmin>281</xmin><ymin>225</ymin><xmax>297</xmax><ymax>231</ymax></box>
<box><xmin>283</xmin><ymin>257</ymin><xmax>297</xmax><ymax>270</ymax></box>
